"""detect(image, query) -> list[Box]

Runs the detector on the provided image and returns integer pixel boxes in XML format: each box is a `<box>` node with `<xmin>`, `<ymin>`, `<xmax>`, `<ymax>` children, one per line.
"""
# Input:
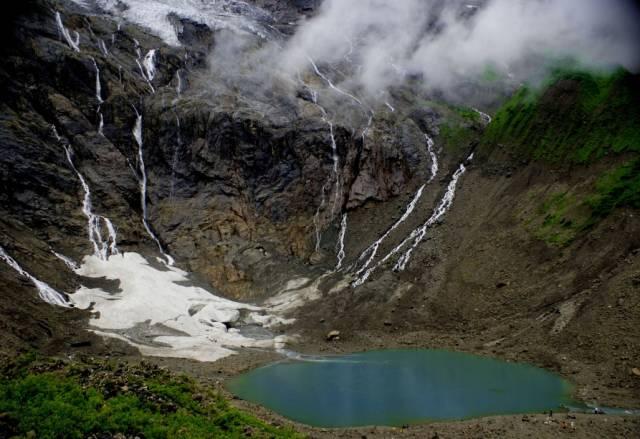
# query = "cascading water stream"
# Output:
<box><xmin>392</xmin><ymin>156</ymin><xmax>472</xmax><ymax>271</ymax></box>
<box><xmin>90</xmin><ymin>57</ymin><xmax>104</xmax><ymax>134</ymax></box>
<box><xmin>55</xmin><ymin>12</ymin><xmax>80</xmax><ymax>52</ymax></box>
<box><xmin>307</xmin><ymin>56</ymin><xmax>366</xmax><ymax>109</ymax></box>
<box><xmin>134</xmin><ymin>40</ymin><xmax>155</xmax><ymax>93</ymax></box>
<box><xmin>308</xmin><ymin>90</ymin><xmax>341</xmax><ymax>212</ymax></box>
<box><xmin>62</xmin><ymin>143</ymin><xmax>119</xmax><ymax>260</ymax></box>
<box><xmin>334</xmin><ymin>213</ymin><xmax>348</xmax><ymax>271</ymax></box>
<box><xmin>352</xmin><ymin>154</ymin><xmax>472</xmax><ymax>287</ymax></box>
<box><xmin>133</xmin><ymin>110</ymin><xmax>175</xmax><ymax>266</ymax></box>
<box><xmin>473</xmin><ymin>108</ymin><xmax>492</xmax><ymax>125</ymax></box>
<box><xmin>90</xmin><ymin>58</ymin><xmax>103</xmax><ymax>105</ymax></box>
<box><xmin>143</xmin><ymin>49</ymin><xmax>157</xmax><ymax>82</ymax></box>
<box><xmin>352</xmin><ymin>134</ymin><xmax>439</xmax><ymax>281</ymax></box>
<box><xmin>52</xmin><ymin>250</ymin><xmax>79</xmax><ymax>270</ymax></box>
<box><xmin>175</xmin><ymin>69</ymin><xmax>183</xmax><ymax>96</ymax></box>
<box><xmin>98</xmin><ymin>39</ymin><xmax>109</xmax><ymax>56</ymax></box>
<box><xmin>0</xmin><ymin>245</ymin><xmax>69</xmax><ymax>307</ymax></box>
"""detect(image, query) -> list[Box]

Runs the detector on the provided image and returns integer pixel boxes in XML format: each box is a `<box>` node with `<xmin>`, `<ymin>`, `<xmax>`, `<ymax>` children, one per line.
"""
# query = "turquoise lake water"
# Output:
<box><xmin>227</xmin><ymin>349</ymin><xmax>575</xmax><ymax>427</ymax></box>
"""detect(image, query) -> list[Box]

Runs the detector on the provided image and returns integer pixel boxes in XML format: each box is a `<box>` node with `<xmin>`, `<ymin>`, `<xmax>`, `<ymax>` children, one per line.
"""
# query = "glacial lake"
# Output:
<box><xmin>227</xmin><ymin>349</ymin><xmax>575</xmax><ymax>427</ymax></box>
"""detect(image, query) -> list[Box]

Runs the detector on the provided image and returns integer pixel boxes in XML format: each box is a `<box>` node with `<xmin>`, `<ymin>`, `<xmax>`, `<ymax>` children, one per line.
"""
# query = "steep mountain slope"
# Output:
<box><xmin>0</xmin><ymin>0</ymin><xmax>639</xmax><ymax>436</ymax></box>
<box><xmin>293</xmin><ymin>70</ymin><xmax>640</xmax><ymax>408</ymax></box>
<box><xmin>0</xmin><ymin>0</ymin><xmax>450</xmax><ymax>356</ymax></box>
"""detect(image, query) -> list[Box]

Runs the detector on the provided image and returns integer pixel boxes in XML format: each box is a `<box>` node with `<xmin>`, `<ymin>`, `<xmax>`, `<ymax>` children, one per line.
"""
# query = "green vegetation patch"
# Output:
<box><xmin>529</xmin><ymin>158</ymin><xmax>640</xmax><ymax>246</ymax></box>
<box><xmin>587</xmin><ymin>158</ymin><xmax>640</xmax><ymax>221</ymax></box>
<box><xmin>482</xmin><ymin>68</ymin><xmax>640</xmax><ymax>164</ymax></box>
<box><xmin>532</xmin><ymin>192</ymin><xmax>587</xmax><ymax>246</ymax></box>
<box><xmin>0</xmin><ymin>355</ymin><xmax>302</xmax><ymax>439</ymax></box>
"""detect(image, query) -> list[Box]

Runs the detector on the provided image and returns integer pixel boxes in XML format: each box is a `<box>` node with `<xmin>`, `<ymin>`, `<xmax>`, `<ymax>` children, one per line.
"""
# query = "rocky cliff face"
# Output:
<box><xmin>0</xmin><ymin>0</ymin><xmax>454</xmax><ymax>352</ymax></box>
<box><xmin>1</xmin><ymin>0</ymin><xmax>638</xmax><ymax>413</ymax></box>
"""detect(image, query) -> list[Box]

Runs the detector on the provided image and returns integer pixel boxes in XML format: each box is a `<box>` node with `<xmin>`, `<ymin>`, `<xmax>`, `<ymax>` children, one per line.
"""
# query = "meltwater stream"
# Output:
<box><xmin>0</xmin><ymin>246</ymin><xmax>69</xmax><ymax>307</ymax></box>
<box><xmin>352</xmin><ymin>134</ymin><xmax>439</xmax><ymax>286</ymax></box>
<box><xmin>133</xmin><ymin>110</ymin><xmax>175</xmax><ymax>265</ymax></box>
<box><xmin>228</xmin><ymin>349</ymin><xmax>575</xmax><ymax>428</ymax></box>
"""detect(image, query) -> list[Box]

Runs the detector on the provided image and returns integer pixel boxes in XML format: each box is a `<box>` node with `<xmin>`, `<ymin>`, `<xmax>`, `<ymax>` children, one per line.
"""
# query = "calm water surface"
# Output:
<box><xmin>227</xmin><ymin>349</ymin><xmax>575</xmax><ymax>427</ymax></box>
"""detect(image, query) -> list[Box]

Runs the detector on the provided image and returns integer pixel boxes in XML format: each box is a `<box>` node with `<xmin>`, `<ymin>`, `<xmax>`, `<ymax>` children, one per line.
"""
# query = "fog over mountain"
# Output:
<box><xmin>281</xmin><ymin>0</ymin><xmax>640</xmax><ymax>93</ymax></box>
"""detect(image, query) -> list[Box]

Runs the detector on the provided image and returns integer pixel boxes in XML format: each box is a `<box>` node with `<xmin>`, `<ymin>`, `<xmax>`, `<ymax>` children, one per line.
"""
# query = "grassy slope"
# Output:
<box><xmin>480</xmin><ymin>69</ymin><xmax>640</xmax><ymax>245</ymax></box>
<box><xmin>0</xmin><ymin>355</ymin><xmax>302</xmax><ymax>439</ymax></box>
<box><xmin>482</xmin><ymin>68</ymin><xmax>640</xmax><ymax>163</ymax></box>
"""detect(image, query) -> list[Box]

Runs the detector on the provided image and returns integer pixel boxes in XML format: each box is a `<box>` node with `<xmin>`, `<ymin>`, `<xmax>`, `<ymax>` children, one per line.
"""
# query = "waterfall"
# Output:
<box><xmin>310</xmin><ymin>90</ymin><xmax>341</xmax><ymax>217</ymax></box>
<box><xmin>62</xmin><ymin>144</ymin><xmax>118</xmax><ymax>260</ymax></box>
<box><xmin>103</xmin><ymin>218</ymin><xmax>119</xmax><ymax>256</ymax></box>
<box><xmin>0</xmin><ymin>245</ymin><xmax>69</xmax><ymax>307</ymax></box>
<box><xmin>175</xmin><ymin>69</ymin><xmax>182</xmax><ymax>96</ymax></box>
<box><xmin>90</xmin><ymin>57</ymin><xmax>103</xmax><ymax>104</ymax></box>
<box><xmin>385</xmin><ymin>102</ymin><xmax>395</xmax><ymax>112</ymax></box>
<box><xmin>308</xmin><ymin>56</ymin><xmax>366</xmax><ymax>109</ymax></box>
<box><xmin>143</xmin><ymin>49</ymin><xmax>157</xmax><ymax>81</ymax></box>
<box><xmin>55</xmin><ymin>12</ymin><xmax>80</xmax><ymax>52</ymax></box>
<box><xmin>473</xmin><ymin>108</ymin><xmax>492</xmax><ymax>125</ymax></box>
<box><xmin>393</xmin><ymin>159</ymin><xmax>470</xmax><ymax>271</ymax></box>
<box><xmin>353</xmin><ymin>154</ymin><xmax>471</xmax><ymax>287</ymax></box>
<box><xmin>133</xmin><ymin>111</ymin><xmax>175</xmax><ymax>266</ymax></box>
<box><xmin>98</xmin><ymin>113</ymin><xmax>104</xmax><ymax>136</ymax></box>
<box><xmin>99</xmin><ymin>39</ymin><xmax>109</xmax><ymax>56</ymax></box>
<box><xmin>90</xmin><ymin>57</ymin><xmax>105</xmax><ymax>134</ymax></box>
<box><xmin>133</xmin><ymin>40</ymin><xmax>155</xmax><ymax>93</ymax></box>
<box><xmin>335</xmin><ymin>213</ymin><xmax>348</xmax><ymax>271</ymax></box>
<box><xmin>352</xmin><ymin>134</ymin><xmax>438</xmax><ymax>282</ymax></box>
<box><xmin>52</xmin><ymin>250</ymin><xmax>79</xmax><ymax>270</ymax></box>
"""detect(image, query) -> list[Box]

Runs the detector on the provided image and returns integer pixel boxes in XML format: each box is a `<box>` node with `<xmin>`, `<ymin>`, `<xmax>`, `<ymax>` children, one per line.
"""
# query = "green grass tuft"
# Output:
<box><xmin>0</xmin><ymin>358</ymin><xmax>303</xmax><ymax>439</ymax></box>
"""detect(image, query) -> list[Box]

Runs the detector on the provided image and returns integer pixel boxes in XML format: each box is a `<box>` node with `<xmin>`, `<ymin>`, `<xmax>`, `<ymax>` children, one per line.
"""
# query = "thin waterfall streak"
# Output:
<box><xmin>307</xmin><ymin>56</ymin><xmax>365</xmax><ymax>109</ymax></box>
<box><xmin>98</xmin><ymin>112</ymin><xmax>104</xmax><ymax>136</ymax></box>
<box><xmin>352</xmin><ymin>134</ymin><xmax>438</xmax><ymax>279</ymax></box>
<box><xmin>0</xmin><ymin>246</ymin><xmax>69</xmax><ymax>307</ymax></box>
<box><xmin>335</xmin><ymin>213</ymin><xmax>348</xmax><ymax>271</ymax></box>
<box><xmin>55</xmin><ymin>12</ymin><xmax>80</xmax><ymax>52</ymax></box>
<box><xmin>393</xmin><ymin>159</ymin><xmax>470</xmax><ymax>271</ymax></box>
<box><xmin>103</xmin><ymin>217</ymin><xmax>119</xmax><ymax>256</ymax></box>
<box><xmin>52</xmin><ymin>250</ymin><xmax>79</xmax><ymax>270</ymax></box>
<box><xmin>133</xmin><ymin>111</ymin><xmax>174</xmax><ymax>266</ymax></box>
<box><xmin>62</xmin><ymin>144</ymin><xmax>104</xmax><ymax>258</ymax></box>
<box><xmin>175</xmin><ymin>69</ymin><xmax>182</xmax><ymax>96</ymax></box>
<box><xmin>353</xmin><ymin>184</ymin><xmax>426</xmax><ymax>277</ymax></box>
<box><xmin>90</xmin><ymin>57</ymin><xmax>103</xmax><ymax>104</ymax></box>
<box><xmin>309</xmin><ymin>87</ymin><xmax>341</xmax><ymax>218</ymax></box>
<box><xmin>136</xmin><ymin>59</ymin><xmax>155</xmax><ymax>93</ymax></box>
<box><xmin>143</xmin><ymin>49</ymin><xmax>157</xmax><ymax>81</ymax></box>
<box><xmin>353</xmin><ymin>156</ymin><xmax>471</xmax><ymax>287</ymax></box>
<box><xmin>473</xmin><ymin>108</ymin><xmax>492</xmax><ymax>125</ymax></box>
<box><xmin>99</xmin><ymin>39</ymin><xmax>109</xmax><ymax>56</ymax></box>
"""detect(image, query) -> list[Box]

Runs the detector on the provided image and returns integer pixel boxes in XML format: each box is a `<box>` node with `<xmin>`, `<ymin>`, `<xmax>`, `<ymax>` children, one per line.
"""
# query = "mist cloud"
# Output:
<box><xmin>281</xmin><ymin>0</ymin><xmax>640</xmax><ymax>95</ymax></box>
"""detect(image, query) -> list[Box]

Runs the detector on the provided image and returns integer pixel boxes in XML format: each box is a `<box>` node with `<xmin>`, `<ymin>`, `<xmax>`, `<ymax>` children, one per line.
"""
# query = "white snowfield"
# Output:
<box><xmin>70</xmin><ymin>0</ymin><xmax>276</xmax><ymax>46</ymax></box>
<box><xmin>71</xmin><ymin>252</ymin><xmax>288</xmax><ymax>362</ymax></box>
